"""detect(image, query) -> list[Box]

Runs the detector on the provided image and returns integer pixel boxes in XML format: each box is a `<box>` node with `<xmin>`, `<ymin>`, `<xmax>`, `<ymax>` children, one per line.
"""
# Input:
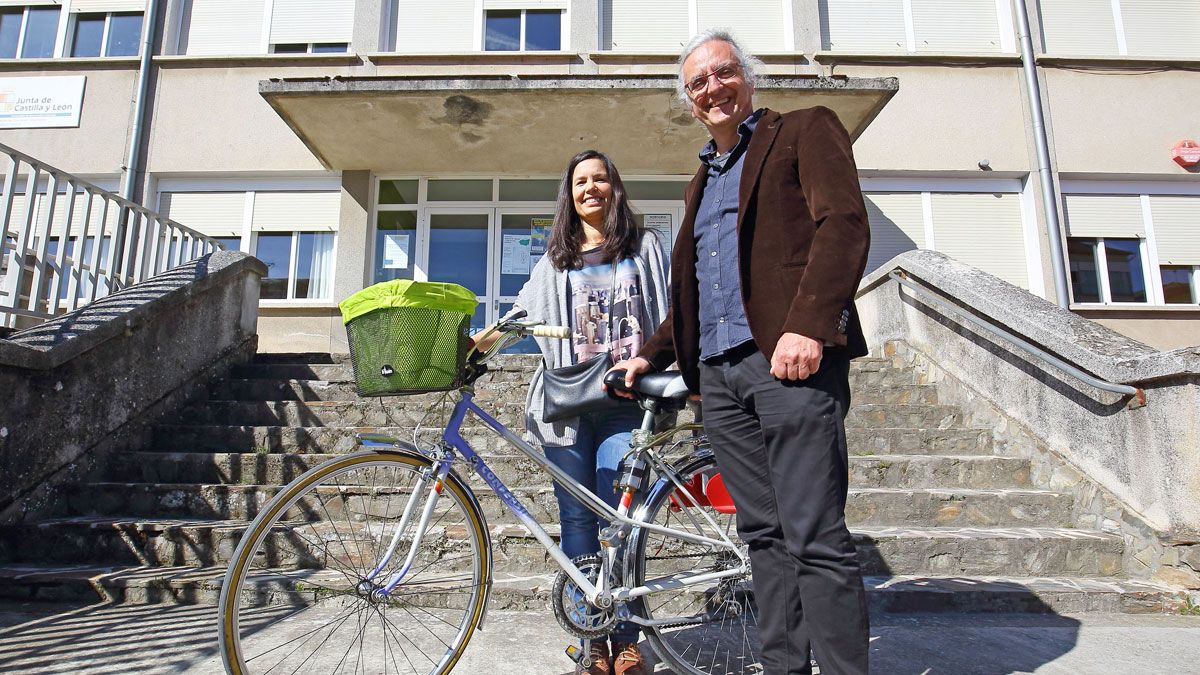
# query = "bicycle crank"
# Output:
<box><xmin>551</xmin><ymin>554</ymin><xmax>617</xmax><ymax>639</ymax></box>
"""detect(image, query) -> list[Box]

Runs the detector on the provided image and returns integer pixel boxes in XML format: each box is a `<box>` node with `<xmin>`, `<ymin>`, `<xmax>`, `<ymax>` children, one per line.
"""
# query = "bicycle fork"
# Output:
<box><xmin>357</xmin><ymin>447</ymin><xmax>456</xmax><ymax>600</ymax></box>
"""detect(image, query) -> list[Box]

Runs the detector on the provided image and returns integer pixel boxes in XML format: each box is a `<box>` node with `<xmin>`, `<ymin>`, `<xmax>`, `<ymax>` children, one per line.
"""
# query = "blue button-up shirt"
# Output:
<box><xmin>695</xmin><ymin>109</ymin><xmax>763</xmax><ymax>361</ymax></box>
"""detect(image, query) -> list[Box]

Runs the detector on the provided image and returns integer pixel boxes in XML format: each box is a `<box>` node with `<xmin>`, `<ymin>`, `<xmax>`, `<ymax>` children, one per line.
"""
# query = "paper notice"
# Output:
<box><xmin>382</xmin><ymin>233</ymin><xmax>410</xmax><ymax>269</ymax></box>
<box><xmin>502</xmin><ymin>234</ymin><xmax>531</xmax><ymax>275</ymax></box>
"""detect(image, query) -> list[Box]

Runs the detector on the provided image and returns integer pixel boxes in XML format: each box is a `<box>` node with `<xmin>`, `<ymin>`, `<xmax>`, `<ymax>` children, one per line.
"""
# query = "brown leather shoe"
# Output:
<box><xmin>576</xmin><ymin>641</ymin><xmax>611</xmax><ymax>675</ymax></box>
<box><xmin>612</xmin><ymin>641</ymin><xmax>646</xmax><ymax>675</ymax></box>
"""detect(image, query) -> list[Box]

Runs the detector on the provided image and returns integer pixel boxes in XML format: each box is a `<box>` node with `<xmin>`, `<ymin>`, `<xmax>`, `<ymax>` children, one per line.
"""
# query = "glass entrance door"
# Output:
<box><xmin>495</xmin><ymin>209</ymin><xmax>553</xmax><ymax>353</ymax></box>
<box><xmin>426</xmin><ymin>208</ymin><xmax>493</xmax><ymax>333</ymax></box>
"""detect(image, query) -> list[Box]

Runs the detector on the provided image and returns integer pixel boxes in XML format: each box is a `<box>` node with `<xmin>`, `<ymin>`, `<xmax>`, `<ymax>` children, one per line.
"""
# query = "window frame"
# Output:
<box><xmin>69</xmin><ymin>11</ymin><xmax>144</xmax><ymax>58</ymax></box>
<box><xmin>1066</xmin><ymin>236</ymin><xmax>1153</xmax><ymax>306</ymax></box>
<box><xmin>269</xmin><ymin>42</ymin><xmax>349</xmax><ymax>54</ymax></box>
<box><xmin>252</xmin><ymin>229</ymin><xmax>338</xmax><ymax>302</ymax></box>
<box><xmin>1061</xmin><ymin>182</ymin><xmax>1200</xmax><ymax>309</ymax></box>
<box><xmin>1</xmin><ymin>4</ymin><xmax>65</xmax><ymax>60</ymax></box>
<box><xmin>481</xmin><ymin>7</ymin><xmax>566</xmax><ymax>52</ymax></box>
<box><xmin>1159</xmin><ymin>265</ymin><xmax>1200</xmax><ymax>305</ymax></box>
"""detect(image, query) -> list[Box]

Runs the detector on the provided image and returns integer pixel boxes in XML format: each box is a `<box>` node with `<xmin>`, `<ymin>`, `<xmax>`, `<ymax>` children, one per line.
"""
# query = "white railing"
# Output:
<box><xmin>0</xmin><ymin>142</ymin><xmax>224</xmax><ymax>328</ymax></box>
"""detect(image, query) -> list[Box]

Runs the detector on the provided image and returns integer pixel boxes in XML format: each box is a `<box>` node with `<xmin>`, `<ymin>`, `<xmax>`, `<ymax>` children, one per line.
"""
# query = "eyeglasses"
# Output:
<box><xmin>683</xmin><ymin>63</ymin><xmax>742</xmax><ymax>96</ymax></box>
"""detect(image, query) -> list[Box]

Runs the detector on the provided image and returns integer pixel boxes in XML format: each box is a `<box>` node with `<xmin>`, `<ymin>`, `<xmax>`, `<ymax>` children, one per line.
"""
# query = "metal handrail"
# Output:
<box><xmin>0</xmin><ymin>142</ymin><xmax>224</xmax><ymax>328</ymax></box>
<box><xmin>888</xmin><ymin>270</ymin><xmax>1147</xmax><ymax>409</ymax></box>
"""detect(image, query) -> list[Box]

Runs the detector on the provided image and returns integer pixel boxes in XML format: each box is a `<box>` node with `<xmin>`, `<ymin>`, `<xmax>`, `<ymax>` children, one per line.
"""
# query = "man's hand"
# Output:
<box><xmin>606</xmin><ymin>357</ymin><xmax>653</xmax><ymax>399</ymax></box>
<box><xmin>770</xmin><ymin>332</ymin><xmax>822</xmax><ymax>380</ymax></box>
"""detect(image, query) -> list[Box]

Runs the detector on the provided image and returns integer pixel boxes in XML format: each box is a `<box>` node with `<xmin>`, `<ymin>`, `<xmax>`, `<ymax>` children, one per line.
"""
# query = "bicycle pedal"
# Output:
<box><xmin>565</xmin><ymin>643</ymin><xmax>586</xmax><ymax>665</ymax></box>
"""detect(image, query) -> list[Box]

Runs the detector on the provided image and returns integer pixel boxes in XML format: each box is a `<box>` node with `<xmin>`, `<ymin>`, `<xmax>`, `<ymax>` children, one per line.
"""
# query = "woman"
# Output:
<box><xmin>481</xmin><ymin>150</ymin><xmax>669</xmax><ymax>675</ymax></box>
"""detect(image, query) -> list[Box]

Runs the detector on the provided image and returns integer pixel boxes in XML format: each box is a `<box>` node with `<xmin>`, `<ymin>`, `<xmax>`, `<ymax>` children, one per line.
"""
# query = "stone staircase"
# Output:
<box><xmin>0</xmin><ymin>351</ymin><xmax>1186</xmax><ymax>613</ymax></box>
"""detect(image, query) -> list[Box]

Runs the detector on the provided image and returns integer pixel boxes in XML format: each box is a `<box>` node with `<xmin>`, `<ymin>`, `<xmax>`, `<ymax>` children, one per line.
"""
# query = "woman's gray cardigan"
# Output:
<box><xmin>515</xmin><ymin>231</ymin><xmax>671</xmax><ymax>447</ymax></box>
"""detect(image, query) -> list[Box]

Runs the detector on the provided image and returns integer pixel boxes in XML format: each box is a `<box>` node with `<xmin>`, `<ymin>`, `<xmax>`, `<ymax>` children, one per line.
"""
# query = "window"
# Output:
<box><xmin>1160</xmin><ymin>266</ymin><xmax>1198</xmax><ymax>305</ymax></box>
<box><xmin>71</xmin><ymin>12</ymin><xmax>143</xmax><ymax>57</ymax></box>
<box><xmin>0</xmin><ymin>6</ymin><xmax>61</xmax><ymax>59</ymax></box>
<box><xmin>255</xmin><ymin>231</ymin><xmax>335</xmax><ymax>300</ymax></box>
<box><xmin>1067</xmin><ymin>237</ymin><xmax>1148</xmax><ymax>304</ymax></box>
<box><xmin>819</xmin><ymin>0</ymin><xmax>1012</xmax><ymax>53</ymax></box>
<box><xmin>602</xmin><ymin>0</ymin><xmax>789</xmax><ymax>51</ymax></box>
<box><xmin>182</xmin><ymin>0</ymin><xmax>353</xmax><ymax>56</ymax></box>
<box><xmin>1062</xmin><ymin>190</ymin><xmax>1200</xmax><ymax>306</ymax></box>
<box><xmin>1040</xmin><ymin>0</ymin><xmax>1200</xmax><ymax>58</ymax></box>
<box><xmin>860</xmin><ymin>181</ymin><xmax>1034</xmax><ymax>290</ymax></box>
<box><xmin>270</xmin><ymin>42</ymin><xmax>348</xmax><ymax>54</ymax></box>
<box><xmin>484</xmin><ymin>9</ymin><xmax>561</xmax><ymax>51</ymax></box>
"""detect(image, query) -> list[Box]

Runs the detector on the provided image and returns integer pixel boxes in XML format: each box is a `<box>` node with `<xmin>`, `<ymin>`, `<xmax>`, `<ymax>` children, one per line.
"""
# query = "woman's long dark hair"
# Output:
<box><xmin>546</xmin><ymin>150</ymin><xmax>642</xmax><ymax>270</ymax></box>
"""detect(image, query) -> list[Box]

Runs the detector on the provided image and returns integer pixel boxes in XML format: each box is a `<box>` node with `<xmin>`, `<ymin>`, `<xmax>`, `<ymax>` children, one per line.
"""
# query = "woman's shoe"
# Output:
<box><xmin>576</xmin><ymin>641</ymin><xmax>611</xmax><ymax>675</ymax></box>
<box><xmin>611</xmin><ymin>641</ymin><xmax>646</xmax><ymax>675</ymax></box>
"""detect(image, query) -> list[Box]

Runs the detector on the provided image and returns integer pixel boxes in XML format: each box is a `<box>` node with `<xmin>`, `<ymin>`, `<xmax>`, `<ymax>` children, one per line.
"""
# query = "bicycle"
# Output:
<box><xmin>217</xmin><ymin>308</ymin><xmax>760</xmax><ymax>674</ymax></box>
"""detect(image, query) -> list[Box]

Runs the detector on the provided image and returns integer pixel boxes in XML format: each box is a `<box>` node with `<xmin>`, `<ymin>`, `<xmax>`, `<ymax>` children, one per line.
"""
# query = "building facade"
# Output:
<box><xmin>1</xmin><ymin>0</ymin><xmax>1197</xmax><ymax>351</ymax></box>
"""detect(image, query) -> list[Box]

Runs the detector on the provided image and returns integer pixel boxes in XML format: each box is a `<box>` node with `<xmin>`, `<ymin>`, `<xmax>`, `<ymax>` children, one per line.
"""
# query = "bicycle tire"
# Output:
<box><xmin>627</xmin><ymin>450</ymin><xmax>762</xmax><ymax>674</ymax></box>
<box><xmin>218</xmin><ymin>449</ymin><xmax>492</xmax><ymax>675</ymax></box>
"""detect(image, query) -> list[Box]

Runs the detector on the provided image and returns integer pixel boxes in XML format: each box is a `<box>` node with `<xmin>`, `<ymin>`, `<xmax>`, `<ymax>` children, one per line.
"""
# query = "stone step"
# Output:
<box><xmin>7</xmin><ymin>505</ymin><xmax>1104</xmax><ymax>577</ymax></box>
<box><xmin>230</xmin><ymin>359</ymin><xmax>921</xmax><ymax>389</ymax></box>
<box><xmin>109</xmin><ymin>451</ymin><xmax>1032</xmax><ymax>491</ymax></box>
<box><xmin>2</xmin><ymin>564</ymin><xmax>1178</xmax><ymax>613</ymax></box>
<box><xmin>149</xmin><ymin>425</ymin><xmax>996</xmax><ymax>456</ymax></box>
<box><xmin>173</xmin><ymin>400</ymin><xmax>964</xmax><ymax>430</ymax></box>
<box><xmin>210</xmin><ymin>378</ymin><xmax>939</xmax><ymax>406</ymax></box>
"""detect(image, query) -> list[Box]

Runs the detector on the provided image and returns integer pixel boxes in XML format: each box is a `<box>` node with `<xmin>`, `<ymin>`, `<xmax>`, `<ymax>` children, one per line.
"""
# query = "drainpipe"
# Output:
<box><xmin>1014</xmin><ymin>0</ymin><xmax>1070</xmax><ymax>308</ymax></box>
<box><xmin>120</xmin><ymin>0</ymin><xmax>160</xmax><ymax>203</ymax></box>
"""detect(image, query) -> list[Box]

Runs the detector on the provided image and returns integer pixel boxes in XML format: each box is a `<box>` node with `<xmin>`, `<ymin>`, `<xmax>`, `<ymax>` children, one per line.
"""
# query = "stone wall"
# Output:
<box><xmin>0</xmin><ymin>251</ymin><xmax>266</xmax><ymax>522</ymax></box>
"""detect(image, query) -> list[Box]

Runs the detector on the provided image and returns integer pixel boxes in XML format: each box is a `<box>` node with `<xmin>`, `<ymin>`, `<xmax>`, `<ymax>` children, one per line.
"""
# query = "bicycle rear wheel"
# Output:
<box><xmin>627</xmin><ymin>451</ymin><xmax>762</xmax><ymax>675</ymax></box>
<box><xmin>218</xmin><ymin>450</ymin><xmax>491</xmax><ymax>675</ymax></box>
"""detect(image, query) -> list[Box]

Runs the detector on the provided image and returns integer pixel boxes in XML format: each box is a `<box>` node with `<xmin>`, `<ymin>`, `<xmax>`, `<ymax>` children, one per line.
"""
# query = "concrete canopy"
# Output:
<box><xmin>259</xmin><ymin>75</ymin><xmax>898</xmax><ymax>175</ymax></box>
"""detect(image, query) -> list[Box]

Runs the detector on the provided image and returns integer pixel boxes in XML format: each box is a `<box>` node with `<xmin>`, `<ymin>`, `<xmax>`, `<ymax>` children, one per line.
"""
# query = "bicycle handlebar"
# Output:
<box><xmin>531</xmin><ymin>325</ymin><xmax>570</xmax><ymax>339</ymax></box>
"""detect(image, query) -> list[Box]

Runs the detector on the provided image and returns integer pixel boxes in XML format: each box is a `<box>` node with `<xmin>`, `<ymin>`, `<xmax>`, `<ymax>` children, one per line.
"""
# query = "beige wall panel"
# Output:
<box><xmin>1045</xmin><ymin>69</ymin><xmax>1200</xmax><ymax>174</ymax></box>
<box><xmin>0</xmin><ymin>69</ymin><xmax>138</xmax><ymax>174</ymax></box>
<box><xmin>1077</xmin><ymin>311</ymin><xmax>1200</xmax><ymax>351</ymax></box>
<box><xmin>145</xmin><ymin>67</ymin><xmax>327</xmax><ymax>172</ymax></box>
<box><xmin>257</xmin><ymin>309</ymin><xmax>346</xmax><ymax>352</ymax></box>
<box><xmin>838</xmin><ymin>65</ymin><xmax>1029</xmax><ymax>171</ymax></box>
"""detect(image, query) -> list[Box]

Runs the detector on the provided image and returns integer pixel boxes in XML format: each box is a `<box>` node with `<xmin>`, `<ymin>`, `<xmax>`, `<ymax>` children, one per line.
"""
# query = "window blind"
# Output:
<box><xmin>931</xmin><ymin>192</ymin><xmax>1028</xmax><ymax>288</ymax></box>
<box><xmin>394</xmin><ymin>0</ymin><xmax>475</xmax><ymax>52</ymax></box>
<box><xmin>696</xmin><ymin>0</ymin><xmax>786</xmax><ymax>52</ymax></box>
<box><xmin>1037</xmin><ymin>0</ymin><xmax>1119</xmax><ymax>55</ymax></box>
<box><xmin>159</xmin><ymin>192</ymin><xmax>247</xmax><ymax>237</ymax></box>
<box><xmin>1149</xmin><ymin>195</ymin><xmax>1200</xmax><ymax>265</ymax></box>
<box><xmin>251</xmin><ymin>191</ymin><xmax>340</xmax><ymax>232</ymax></box>
<box><xmin>1121</xmin><ymin>0</ymin><xmax>1200</xmax><ymax>58</ymax></box>
<box><xmin>1063</xmin><ymin>194</ymin><xmax>1145</xmax><ymax>238</ymax></box>
<box><xmin>819</xmin><ymin>0</ymin><xmax>907</xmax><ymax>52</ymax></box>
<box><xmin>269</xmin><ymin>0</ymin><xmax>354</xmax><ymax>45</ymax></box>
<box><xmin>911</xmin><ymin>0</ymin><xmax>1002</xmax><ymax>52</ymax></box>
<box><xmin>863</xmin><ymin>192</ymin><xmax>925</xmax><ymax>273</ymax></box>
<box><xmin>606</xmin><ymin>0</ymin><xmax>689</xmax><ymax>51</ymax></box>
<box><xmin>69</xmin><ymin>1</ymin><xmax>147</xmax><ymax>13</ymax></box>
<box><xmin>181</xmin><ymin>0</ymin><xmax>267</xmax><ymax>55</ymax></box>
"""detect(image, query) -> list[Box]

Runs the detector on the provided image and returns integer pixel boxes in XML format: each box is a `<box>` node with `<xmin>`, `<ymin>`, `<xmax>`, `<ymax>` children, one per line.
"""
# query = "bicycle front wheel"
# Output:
<box><xmin>218</xmin><ymin>450</ymin><xmax>491</xmax><ymax>675</ymax></box>
<box><xmin>627</xmin><ymin>451</ymin><xmax>762</xmax><ymax>675</ymax></box>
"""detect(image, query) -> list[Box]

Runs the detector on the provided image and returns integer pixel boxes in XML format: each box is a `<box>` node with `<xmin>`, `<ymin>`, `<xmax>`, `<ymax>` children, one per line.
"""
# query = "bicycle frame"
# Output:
<box><xmin>362</xmin><ymin>389</ymin><xmax>748</xmax><ymax>612</ymax></box>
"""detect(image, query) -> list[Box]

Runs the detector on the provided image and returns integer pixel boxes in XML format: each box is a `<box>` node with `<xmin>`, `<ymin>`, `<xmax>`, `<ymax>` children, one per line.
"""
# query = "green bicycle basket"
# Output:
<box><xmin>339</xmin><ymin>280</ymin><xmax>479</xmax><ymax>396</ymax></box>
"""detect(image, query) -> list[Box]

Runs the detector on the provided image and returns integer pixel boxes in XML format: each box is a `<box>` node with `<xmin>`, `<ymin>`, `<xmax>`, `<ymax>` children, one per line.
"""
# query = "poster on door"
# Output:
<box><xmin>644</xmin><ymin>214</ymin><xmax>672</xmax><ymax>247</ymax></box>
<box><xmin>501</xmin><ymin>234</ymin><xmax>531</xmax><ymax>275</ymax></box>
<box><xmin>381</xmin><ymin>233</ymin><xmax>410</xmax><ymax>269</ymax></box>
<box><xmin>530</xmin><ymin>218</ymin><xmax>552</xmax><ymax>268</ymax></box>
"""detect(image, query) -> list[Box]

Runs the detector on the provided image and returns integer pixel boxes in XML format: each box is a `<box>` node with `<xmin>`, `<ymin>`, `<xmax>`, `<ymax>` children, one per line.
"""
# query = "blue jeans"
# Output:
<box><xmin>544</xmin><ymin>403</ymin><xmax>645</xmax><ymax>644</ymax></box>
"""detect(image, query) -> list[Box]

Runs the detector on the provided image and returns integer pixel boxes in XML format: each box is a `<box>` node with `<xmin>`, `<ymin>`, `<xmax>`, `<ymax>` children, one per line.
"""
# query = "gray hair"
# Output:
<box><xmin>676</xmin><ymin>29</ymin><xmax>764</xmax><ymax>105</ymax></box>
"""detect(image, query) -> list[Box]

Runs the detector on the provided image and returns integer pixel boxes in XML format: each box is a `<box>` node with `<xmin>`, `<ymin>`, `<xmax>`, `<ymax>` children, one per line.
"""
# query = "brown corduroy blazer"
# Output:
<box><xmin>639</xmin><ymin>106</ymin><xmax>871</xmax><ymax>392</ymax></box>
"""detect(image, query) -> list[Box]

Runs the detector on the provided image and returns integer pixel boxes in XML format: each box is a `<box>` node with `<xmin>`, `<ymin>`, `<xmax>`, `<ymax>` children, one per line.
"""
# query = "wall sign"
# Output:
<box><xmin>0</xmin><ymin>76</ymin><xmax>87</xmax><ymax>129</ymax></box>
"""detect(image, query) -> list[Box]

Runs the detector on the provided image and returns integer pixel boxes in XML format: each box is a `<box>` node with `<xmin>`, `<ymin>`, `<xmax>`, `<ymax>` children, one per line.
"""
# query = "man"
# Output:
<box><xmin>611</xmin><ymin>30</ymin><xmax>871</xmax><ymax>674</ymax></box>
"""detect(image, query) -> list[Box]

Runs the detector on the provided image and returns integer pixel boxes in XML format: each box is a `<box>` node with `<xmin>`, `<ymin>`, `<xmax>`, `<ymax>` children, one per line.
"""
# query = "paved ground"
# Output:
<box><xmin>0</xmin><ymin>601</ymin><xmax>1197</xmax><ymax>674</ymax></box>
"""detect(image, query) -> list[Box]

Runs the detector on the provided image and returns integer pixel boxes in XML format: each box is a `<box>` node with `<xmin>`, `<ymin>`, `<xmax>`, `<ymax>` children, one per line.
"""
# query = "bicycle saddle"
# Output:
<box><xmin>604</xmin><ymin>369</ymin><xmax>690</xmax><ymax>402</ymax></box>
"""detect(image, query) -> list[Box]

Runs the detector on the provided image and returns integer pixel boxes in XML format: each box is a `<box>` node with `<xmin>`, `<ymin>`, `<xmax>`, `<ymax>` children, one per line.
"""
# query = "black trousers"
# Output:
<box><xmin>698</xmin><ymin>342</ymin><xmax>869</xmax><ymax>675</ymax></box>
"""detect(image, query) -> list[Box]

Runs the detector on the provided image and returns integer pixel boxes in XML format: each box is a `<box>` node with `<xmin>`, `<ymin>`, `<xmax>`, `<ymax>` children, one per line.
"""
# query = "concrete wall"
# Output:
<box><xmin>0</xmin><ymin>64</ymin><xmax>139</xmax><ymax>175</ymax></box>
<box><xmin>858</xmin><ymin>250</ymin><xmax>1200</xmax><ymax>542</ymax></box>
<box><xmin>0</xmin><ymin>251</ymin><xmax>265</xmax><ymax>518</ymax></box>
<box><xmin>1044</xmin><ymin>68</ymin><xmax>1200</xmax><ymax>176</ymax></box>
